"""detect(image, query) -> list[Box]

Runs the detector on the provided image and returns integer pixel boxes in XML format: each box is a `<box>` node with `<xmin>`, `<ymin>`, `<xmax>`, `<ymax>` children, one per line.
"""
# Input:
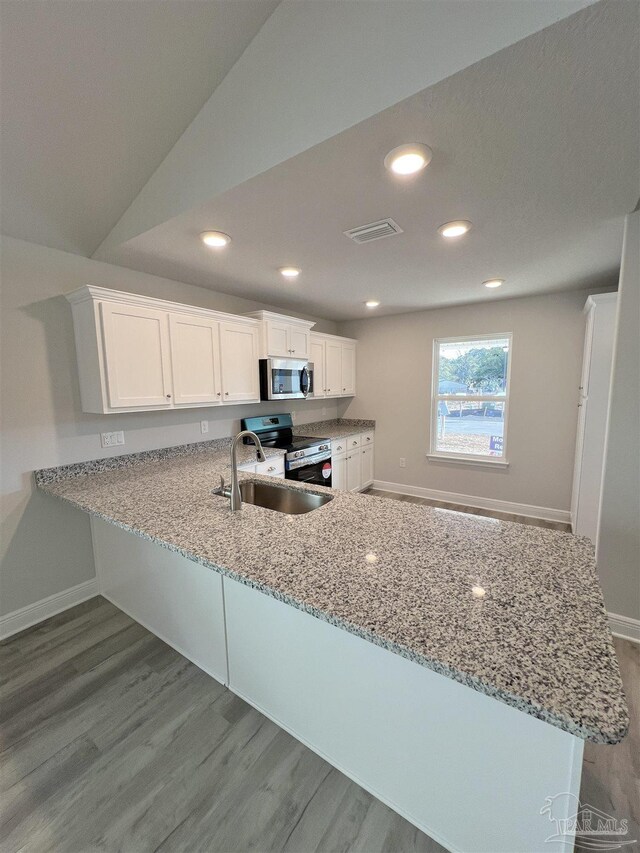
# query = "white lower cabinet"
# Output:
<box><xmin>346</xmin><ymin>450</ymin><xmax>362</xmax><ymax>492</ymax></box>
<box><xmin>255</xmin><ymin>457</ymin><xmax>285</xmax><ymax>478</ymax></box>
<box><xmin>331</xmin><ymin>454</ymin><xmax>346</xmax><ymax>489</ymax></box>
<box><xmin>238</xmin><ymin>455</ymin><xmax>285</xmax><ymax>477</ymax></box>
<box><xmin>361</xmin><ymin>445</ymin><xmax>374</xmax><ymax>488</ymax></box>
<box><xmin>331</xmin><ymin>432</ymin><xmax>374</xmax><ymax>491</ymax></box>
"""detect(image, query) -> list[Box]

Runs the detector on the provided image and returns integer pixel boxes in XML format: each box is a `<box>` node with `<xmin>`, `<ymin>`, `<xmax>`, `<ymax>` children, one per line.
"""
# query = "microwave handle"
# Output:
<box><xmin>300</xmin><ymin>365</ymin><xmax>310</xmax><ymax>397</ymax></box>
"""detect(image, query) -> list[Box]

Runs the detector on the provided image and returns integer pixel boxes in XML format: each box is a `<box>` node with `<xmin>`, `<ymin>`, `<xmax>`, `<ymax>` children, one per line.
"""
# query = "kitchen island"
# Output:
<box><xmin>36</xmin><ymin>437</ymin><xmax>628</xmax><ymax>853</ymax></box>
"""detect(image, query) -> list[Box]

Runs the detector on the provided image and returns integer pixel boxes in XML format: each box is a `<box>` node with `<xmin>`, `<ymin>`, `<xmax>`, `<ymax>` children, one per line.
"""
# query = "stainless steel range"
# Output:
<box><xmin>241</xmin><ymin>414</ymin><xmax>332</xmax><ymax>487</ymax></box>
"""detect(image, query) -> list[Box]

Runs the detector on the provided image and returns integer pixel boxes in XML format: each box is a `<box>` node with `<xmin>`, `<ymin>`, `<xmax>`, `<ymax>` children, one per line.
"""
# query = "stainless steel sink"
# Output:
<box><xmin>235</xmin><ymin>480</ymin><xmax>333</xmax><ymax>514</ymax></box>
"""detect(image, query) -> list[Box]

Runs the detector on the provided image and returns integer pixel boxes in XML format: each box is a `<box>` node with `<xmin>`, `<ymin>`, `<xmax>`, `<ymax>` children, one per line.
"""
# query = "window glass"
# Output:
<box><xmin>432</xmin><ymin>336</ymin><xmax>510</xmax><ymax>460</ymax></box>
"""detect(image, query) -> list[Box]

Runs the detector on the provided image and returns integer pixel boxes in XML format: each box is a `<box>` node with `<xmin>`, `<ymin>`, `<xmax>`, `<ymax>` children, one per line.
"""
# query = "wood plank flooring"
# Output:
<box><xmin>365</xmin><ymin>488</ymin><xmax>572</xmax><ymax>531</ymax></box>
<box><xmin>0</xmin><ymin>598</ymin><xmax>444</xmax><ymax>853</ymax></box>
<box><xmin>2</xmin><ymin>569</ymin><xmax>637</xmax><ymax>851</ymax></box>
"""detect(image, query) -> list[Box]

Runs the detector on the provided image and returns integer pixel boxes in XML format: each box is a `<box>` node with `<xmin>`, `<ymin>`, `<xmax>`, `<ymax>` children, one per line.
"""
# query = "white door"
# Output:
<box><xmin>361</xmin><ymin>445</ymin><xmax>374</xmax><ymax>488</ymax></box>
<box><xmin>310</xmin><ymin>339</ymin><xmax>325</xmax><ymax>397</ymax></box>
<box><xmin>288</xmin><ymin>326</ymin><xmax>310</xmax><ymax>359</ymax></box>
<box><xmin>346</xmin><ymin>450</ymin><xmax>362</xmax><ymax>492</ymax></box>
<box><xmin>169</xmin><ymin>314</ymin><xmax>222</xmax><ymax>406</ymax></box>
<box><xmin>100</xmin><ymin>302</ymin><xmax>172</xmax><ymax>409</ymax></box>
<box><xmin>325</xmin><ymin>341</ymin><xmax>342</xmax><ymax>397</ymax></box>
<box><xmin>332</xmin><ymin>454</ymin><xmax>346</xmax><ymax>490</ymax></box>
<box><xmin>220</xmin><ymin>322</ymin><xmax>260</xmax><ymax>402</ymax></box>
<box><xmin>341</xmin><ymin>343</ymin><xmax>356</xmax><ymax>396</ymax></box>
<box><xmin>266</xmin><ymin>321</ymin><xmax>290</xmax><ymax>357</ymax></box>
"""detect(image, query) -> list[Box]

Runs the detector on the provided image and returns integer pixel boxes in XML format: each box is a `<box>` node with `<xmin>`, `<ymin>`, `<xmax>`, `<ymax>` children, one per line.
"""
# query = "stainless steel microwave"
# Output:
<box><xmin>259</xmin><ymin>358</ymin><xmax>310</xmax><ymax>400</ymax></box>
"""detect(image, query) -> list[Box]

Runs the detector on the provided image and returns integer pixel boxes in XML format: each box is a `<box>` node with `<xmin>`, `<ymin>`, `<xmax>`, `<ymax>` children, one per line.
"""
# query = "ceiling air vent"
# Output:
<box><xmin>343</xmin><ymin>218</ymin><xmax>403</xmax><ymax>244</ymax></box>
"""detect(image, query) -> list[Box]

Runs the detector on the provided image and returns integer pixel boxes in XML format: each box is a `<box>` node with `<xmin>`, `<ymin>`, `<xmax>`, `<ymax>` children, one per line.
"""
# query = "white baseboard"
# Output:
<box><xmin>372</xmin><ymin>480</ymin><xmax>571</xmax><ymax>524</ymax></box>
<box><xmin>608</xmin><ymin>612</ymin><xmax>640</xmax><ymax>645</ymax></box>
<box><xmin>0</xmin><ymin>578</ymin><xmax>99</xmax><ymax>641</ymax></box>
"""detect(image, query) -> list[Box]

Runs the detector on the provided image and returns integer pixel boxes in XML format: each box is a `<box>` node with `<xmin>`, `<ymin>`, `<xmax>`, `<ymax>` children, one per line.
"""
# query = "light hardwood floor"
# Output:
<box><xmin>1</xmin><ymin>571</ymin><xmax>637</xmax><ymax>851</ymax></box>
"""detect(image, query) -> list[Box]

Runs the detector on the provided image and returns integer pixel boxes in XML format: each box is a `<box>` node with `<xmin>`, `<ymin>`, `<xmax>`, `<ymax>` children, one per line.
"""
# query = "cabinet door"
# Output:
<box><xmin>100</xmin><ymin>302</ymin><xmax>172</xmax><ymax>409</ymax></box>
<box><xmin>310</xmin><ymin>339</ymin><xmax>325</xmax><ymax>397</ymax></box>
<box><xmin>332</xmin><ymin>454</ymin><xmax>346</xmax><ymax>490</ymax></box>
<box><xmin>169</xmin><ymin>314</ymin><xmax>222</xmax><ymax>405</ymax></box>
<box><xmin>266</xmin><ymin>321</ymin><xmax>290</xmax><ymax>357</ymax></box>
<box><xmin>361</xmin><ymin>446</ymin><xmax>374</xmax><ymax>488</ymax></box>
<box><xmin>220</xmin><ymin>322</ymin><xmax>260</xmax><ymax>402</ymax></box>
<box><xmin>341</xmin><ymin>343</ymin><xmax>356</xmax><ymax>396</ymax></box>
<box><xmin>346</xmin><ymin>451</ymin><xmax>362</xmax><ymax>492</ymax></box>
<box><xmin>325</xmin><ymin>341</ymin><xmax>342</xmax><ymax>397</ymax></box>
<box><xmin>288</xmin><ymin>326</ymin><xmax>310</xmax><ymax>359</ymax></box>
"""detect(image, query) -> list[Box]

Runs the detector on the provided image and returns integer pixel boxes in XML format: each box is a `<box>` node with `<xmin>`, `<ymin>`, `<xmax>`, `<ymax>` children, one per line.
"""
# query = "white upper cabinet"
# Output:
<box><xmin>310</xmin><ymin>332</ymin><xmax>357</xmax><ymax>398</ymax></box>
<box><xmin>169</xmin><ymin>313</ymin><xmax>221</xmax><ymax>406</ymax></box>
<box><xmin>310</xmin><ymin>338</ymin><xmax>325</xmax><ymax>398</ymax></box>
<box><xmin>341</xmin><ymin>342</ymin><xmax>356</xmax><ymax>396</ymax></box>
<box><xmin>219</xmin><ymin>321</ymin><xmax>260</xmax><ymax>403</ymax></box>
<box><xmin>246</xmin><ymin>311</ymin><xmax>313</xmax><ymax>359</ymax></box>
<box><xmin>324</xmin><ymin>340</ymin><xmax>342</xmax><ymax>397</ymax></box>
<box><xmin>266</xmin><ymin>320</ymin><xmax>291</xmax><ymax>358</ymax></box>
<box><xmin>100</xmin><ymin>302</ymin><xmax>173</xmax><ymax>409</ymax></box>
<box><xmin>67</xmin><ymin>287</ymin><xmax>355</xmax><ymax>414</ymax></box>
<box><xmin>67</xmin><ymin>286</ymin><xmax>260</xmax><ymax>414</ymax></box>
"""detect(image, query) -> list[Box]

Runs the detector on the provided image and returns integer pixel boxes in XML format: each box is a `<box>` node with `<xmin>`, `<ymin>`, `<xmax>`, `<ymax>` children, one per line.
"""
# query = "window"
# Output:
<box><xmin>430</xmin><ymin>334</ymin><xmax>511</xmax><ymax>464</ymax></box>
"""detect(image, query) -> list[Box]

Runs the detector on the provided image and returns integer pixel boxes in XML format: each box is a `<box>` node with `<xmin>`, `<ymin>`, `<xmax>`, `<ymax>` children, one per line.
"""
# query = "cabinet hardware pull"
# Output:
<box><xmin>268</xmin><ymin>466</ymin><xmax>276</xmax><ymax>472</ymax></box>
<box><xmin>166</xmin><ymin>394</ymin><xmax>172</xmax><ymax>399</ymax></box>
<box><xmin>225</xmin><ymin>391</ymin><xmax>229</xmax><ymax>395</ymax></box>
<box><xmin>217</xmin><ymin>392</ymin><xmax>221</xmax><ymax>396</ymax></box>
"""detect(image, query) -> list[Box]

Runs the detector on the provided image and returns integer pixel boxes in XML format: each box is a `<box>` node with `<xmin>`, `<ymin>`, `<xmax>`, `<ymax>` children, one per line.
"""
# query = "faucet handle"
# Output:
<box><xmin>212</xmin><ymin>474</ymin><xmax>227</xmax><ymax>496</ymax></box>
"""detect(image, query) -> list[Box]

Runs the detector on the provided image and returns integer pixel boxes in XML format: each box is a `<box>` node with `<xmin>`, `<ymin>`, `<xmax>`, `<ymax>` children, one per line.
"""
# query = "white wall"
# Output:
<box><xmin>0</xmin><ymin>236</ymin><xmax>337</xmax><ymax>616</ymax></box>
<box><xmin>338</xmin><ymin>291</ymin><xmax>606</xmax><ymax>514</ymax></box>
<box><xmin>95</xmin><ymin>0</ymin><xmax>595</xmax><ymax>259</ymax></box>
<box><xmin>597</xmin><ymin>211</ymin><xmax>640</xmax><ymax>621</ymax></box>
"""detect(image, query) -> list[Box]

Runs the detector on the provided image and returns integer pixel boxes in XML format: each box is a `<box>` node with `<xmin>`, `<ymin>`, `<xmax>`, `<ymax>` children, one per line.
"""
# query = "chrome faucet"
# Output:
<box><xmin>230</xmin><ymin>430</ymin><xmax>266</xmax><ymax>512</ymax></box>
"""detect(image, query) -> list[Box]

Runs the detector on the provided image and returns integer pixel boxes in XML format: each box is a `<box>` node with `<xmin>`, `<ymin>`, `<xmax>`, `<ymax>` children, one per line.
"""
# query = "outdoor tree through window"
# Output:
<box><xmin>431</xmin><ymin>334</ymin><xmax>511</xmax><ymax>461</ymax></box>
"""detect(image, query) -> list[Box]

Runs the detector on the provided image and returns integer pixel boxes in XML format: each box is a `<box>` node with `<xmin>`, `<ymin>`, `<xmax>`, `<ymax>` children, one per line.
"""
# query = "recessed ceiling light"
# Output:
<box><xmin>483</xmin><ymin>278</ymin><xmax>504</xmax><ymax>289</ymax></box>
<box><xmin>438</xmin><ymin>220</ymin><xmax>472</xmax><ymax>238</ymax></box>
<box><xmin>200</xmin><ymin>231</ymin><xmax>231</xmax><ymax>248</ymax></box>
<box><xmin>384</xmin><ymin>143</ymin><xmax>432</xmax><ymax>176</ymax></box>
<box><xmin>365</xmin><ymin>300</ymin><xmax>380</xmax><ymax>308</ymax></box>
<box><xmin>279</xmin><ymin>266</ymin><xmax>300</xmax><ymax>278</ymax></box>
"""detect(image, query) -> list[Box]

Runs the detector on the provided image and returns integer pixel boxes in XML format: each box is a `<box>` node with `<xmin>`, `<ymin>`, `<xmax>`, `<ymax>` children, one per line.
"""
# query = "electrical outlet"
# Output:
<box><xmin>101</xmin><ymin>431</ymin><xmax>124</xmax><ymax>449</ymax></box>
<box><xmin>399</xmin><ymin>457</ymin><xmax>406</xmax><ymax>468</ymax></box>
<box><xmin>200</xmin><ymin>420</ymin><xmax>209</xmax><ymax>435</ymax></box>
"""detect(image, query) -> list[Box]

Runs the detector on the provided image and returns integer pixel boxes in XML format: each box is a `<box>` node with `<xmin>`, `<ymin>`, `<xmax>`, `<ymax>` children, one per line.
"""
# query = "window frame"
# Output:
<box><xmin>429</xmin><ymin>332</ymin><xmax>512</xmax><ymax>467</ymax></box>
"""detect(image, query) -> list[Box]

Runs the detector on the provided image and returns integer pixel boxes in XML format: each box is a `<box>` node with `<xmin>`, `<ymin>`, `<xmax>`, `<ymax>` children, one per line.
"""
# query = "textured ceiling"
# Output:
<box><xmin>99</xmin><ymin>0</ymin><xmax>640</xmax><ymax>320</ymax></box>
<box><xmin>0</xmin><ymin>0</ymin><xmax>279</xmax><ymax>255</ymax></box>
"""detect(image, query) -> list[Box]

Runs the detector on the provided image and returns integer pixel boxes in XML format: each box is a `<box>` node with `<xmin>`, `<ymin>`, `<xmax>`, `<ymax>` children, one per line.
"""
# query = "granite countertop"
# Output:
<box><xmin>35</xmin><ymin>435</ymin><xmax>628</xmax><ymax>745</ymax></box>
<box><xmin>293</xmin><ymin>418</ymin><xmax>375</xmax><ymax>440</ymax></box>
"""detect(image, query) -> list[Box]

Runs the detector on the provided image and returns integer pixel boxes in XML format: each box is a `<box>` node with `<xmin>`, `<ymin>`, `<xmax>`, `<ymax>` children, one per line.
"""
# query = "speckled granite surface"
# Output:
<box><xmin>35</xmin><ymin>437</ymin><xmax>283</xmax><ymax>485</ymax></box>
<box><xmin>36</xmin><ymin>447</ymin><xmax>628</xmax><ymax>744</ymax></box>
<box><xmin>293</xmin><ymin>418</ymin><xmax>375</xmax><ymax>440</ymax></box>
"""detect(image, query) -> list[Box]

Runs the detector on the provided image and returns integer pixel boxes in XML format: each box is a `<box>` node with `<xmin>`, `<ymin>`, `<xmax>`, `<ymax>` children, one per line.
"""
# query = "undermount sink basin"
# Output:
<box><xmin>237</xmin><ymin>480</ymin><xmax>333</xmax><ymax>514</ymax></box>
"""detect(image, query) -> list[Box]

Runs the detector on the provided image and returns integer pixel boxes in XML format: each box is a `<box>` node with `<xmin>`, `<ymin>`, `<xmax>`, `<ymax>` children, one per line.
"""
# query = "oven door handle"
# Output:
<box><xmin>286</xmin><ymin>450</ymin><xmax>331</xmax><ymax>470</ymax></box>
